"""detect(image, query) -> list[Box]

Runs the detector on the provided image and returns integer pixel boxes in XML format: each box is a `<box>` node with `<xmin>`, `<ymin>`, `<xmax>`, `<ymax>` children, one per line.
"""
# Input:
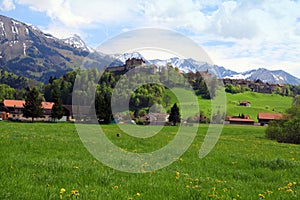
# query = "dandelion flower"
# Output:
<box><xmin>286</xmin><ymin>189</ymin><xmax>293</xmax><ymax>193</ymax></box>
<box><xmin>60</xmin><ymin>188</ymin><xmax>66</xmax><ymax>194</ymax></box>
<box><xmin>113</xmin><ymin>185</ymin><xmax>119</xmax><ymax>189</ymax></box>
<box><xmin>135</xmin><ymin>192</ymin><xmax>141</xmax><ymax>197</ymax></box>
<box><xmin>258</xmin><ymin>193</ymin><xmax>265</xmax><ymax>199</ymax></box>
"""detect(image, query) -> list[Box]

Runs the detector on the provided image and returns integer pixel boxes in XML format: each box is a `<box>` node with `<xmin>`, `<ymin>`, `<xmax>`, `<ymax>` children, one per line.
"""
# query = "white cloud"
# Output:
<box><xmin>9</xmin><ymin>0</ymin><xmax>300</xmax><ymax>77</ymax></box>
<box><xmin>0</xmin><ymin>0</ymin><xmax>16</xmax><ymax>11</ymax></box>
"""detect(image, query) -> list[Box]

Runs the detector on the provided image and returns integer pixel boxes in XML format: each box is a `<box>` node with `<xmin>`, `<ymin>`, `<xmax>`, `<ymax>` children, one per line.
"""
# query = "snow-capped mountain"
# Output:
<box><xmin>108</xmin><ymin>52</ymin><xmax>300</xmax><ymax>85</ymax></box>
<box><xmin>62</xmin><ymin>34</ymin><xmax>93</xmax><ymax>52</ymax></box>
<box><xmin>225</xmin><ymin>68</ymin><xmax>300</xmax><ymax>85</ymax></box>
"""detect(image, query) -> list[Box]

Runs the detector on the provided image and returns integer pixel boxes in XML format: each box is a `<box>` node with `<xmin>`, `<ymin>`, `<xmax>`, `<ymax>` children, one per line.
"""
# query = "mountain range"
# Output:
<box><xmin>115</xmin><ymin>52</ymin><xmax>300</xmax><ymax>85</ymax></box>
<box><xmin>0</xmin><ymin>14</ymin><xmax>299</xmax><ymax>85</ymax></box>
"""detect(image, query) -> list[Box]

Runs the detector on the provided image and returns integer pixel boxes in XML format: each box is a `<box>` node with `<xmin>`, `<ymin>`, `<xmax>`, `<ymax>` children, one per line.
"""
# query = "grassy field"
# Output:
<box><xmin>225</xmin><ymin>92</ymin><xmax>293</xmax><ymax>122</ymax></box>
<box><xmin>166</xmin><ymin>89</ymin><xmax>293</xmax><ymax>122</ymax></box>
<box><xmin>0</xmin><ymin>122</ymin><xmax>299</xmax><ymax>199</ymax></box>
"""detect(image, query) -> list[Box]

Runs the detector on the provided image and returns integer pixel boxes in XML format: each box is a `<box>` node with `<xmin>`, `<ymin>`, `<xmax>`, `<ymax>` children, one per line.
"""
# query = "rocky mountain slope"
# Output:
<box><xmin>0</xmin><ymin>15</ymin><xmax>110</xmax><ymax>83</ymax></box>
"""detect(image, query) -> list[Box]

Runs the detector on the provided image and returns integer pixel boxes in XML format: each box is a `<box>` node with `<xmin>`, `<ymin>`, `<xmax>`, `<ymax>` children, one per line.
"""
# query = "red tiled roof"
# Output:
<box><xmin>257</xmin><ymin>112</ymin><xmax>283</xmax><ymax>120</ymax></box>
<box><xmin>42</xmin><ymin>102</ymin><xmax>54</xmax><ymax>110</ymax></box>
<box><xmin>3</xmin><ymin>100</ymin><xmax>25</xmax><ymax>108</ymax></box>
<box><xmin>3</xmin><ymin>100</ymin><xmax>54</xmax><ymax>110</ymax></box>
<box><xmin>228</xmin><ymin>117</ymin><xmax>254</xmax><ymax>123</ymax></box>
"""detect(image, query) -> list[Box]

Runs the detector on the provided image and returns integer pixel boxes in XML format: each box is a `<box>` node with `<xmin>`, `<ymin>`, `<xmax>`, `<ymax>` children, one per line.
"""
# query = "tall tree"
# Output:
<box><xmin>23</xmin><ymin>87</ymin><xmax>43</xmax><ymax>122</ymax></box>
<box><xmin>168</xmin><ymin>103</ymin><xmax>181</xmax><ymax>126</ymax></box>
<box><xmin>51</xmin><ymin>87</ymin><xmax>64</xmax><ymax>122</ymax></box>
<box><xmin>95</xmin><ymin>84</ymin><xmax>113</xmax><ymax>124</ymax></box>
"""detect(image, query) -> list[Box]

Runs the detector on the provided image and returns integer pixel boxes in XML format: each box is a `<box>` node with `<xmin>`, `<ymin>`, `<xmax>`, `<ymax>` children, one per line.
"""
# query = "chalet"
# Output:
<box><xmin>0</xmin><ymin>100</ymin><xmax>54</xmax><ymax>121</ymax></box>
<box><xmin>239</xmin><ymin>101</ymin><xmax>251</xmax><ymax>107</ymax></box>
<box><xmin>257</xmin><ymin>112</ymin><xmax>284</xmax><ymax>126</ymax></box>
<box><xmin>227</xmin><ymin>114</ymin><xmax>255</xmax><ymax>125</ymax></box>
<box><xmin>140</xmin><ymin>113</ymin><xmax>169</xmax><ymax>125</ymax></box>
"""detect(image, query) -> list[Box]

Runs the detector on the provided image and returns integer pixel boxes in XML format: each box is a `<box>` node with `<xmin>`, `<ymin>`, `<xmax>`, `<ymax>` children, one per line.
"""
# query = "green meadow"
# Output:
<box><xmin>166</xmin><ymin>89</ymin><xmax>293</xmax><ymax>122</ymax></box>
<box><xmin>0</xmin><ymin>122</ymin><xmax>299</xmax><ymax>199</ymax></box>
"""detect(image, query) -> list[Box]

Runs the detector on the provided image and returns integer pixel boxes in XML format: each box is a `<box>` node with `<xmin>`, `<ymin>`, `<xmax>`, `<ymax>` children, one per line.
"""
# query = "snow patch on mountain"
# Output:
<box><xmin>62</xmin><ymin>34</ymin><xmax>93</xmax><ymax>52</ymax></box>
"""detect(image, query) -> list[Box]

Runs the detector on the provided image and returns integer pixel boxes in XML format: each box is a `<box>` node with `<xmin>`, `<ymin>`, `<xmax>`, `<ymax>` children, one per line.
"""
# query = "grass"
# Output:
<box><xmin>0</xmin><ymin>122</ymin><xmax>299</xmax><ymax>199</ymax></box>
<box><xmin>225</xmin><ymin>92</ymin><xmax>293</xmax><ymax>121</ymax></box>
<box><xmin>166</xmin><ymin>88</ymin><xmax>293</xmax><ymax>122</ymax></box>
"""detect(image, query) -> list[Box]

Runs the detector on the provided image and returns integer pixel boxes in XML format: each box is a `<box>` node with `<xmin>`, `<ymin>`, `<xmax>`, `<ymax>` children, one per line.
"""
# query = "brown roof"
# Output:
<box><xmin>3</xmin><ymin>100</ymin><xmax>54</xmax><ymax>110</ymax></box>
<box><xmin>257</xmin><ymin>112</ymin><xmax>283</xmax><ymax>120</ymax></box>
<box><xmin>240</xmin><ymin>101</ymin><xmax>250</xmax><ymax>104</ymax></box>
<box><xmin>228</xmin><ymin>117</ymin><xmax>254</xmax><ymax>123</ymax></box>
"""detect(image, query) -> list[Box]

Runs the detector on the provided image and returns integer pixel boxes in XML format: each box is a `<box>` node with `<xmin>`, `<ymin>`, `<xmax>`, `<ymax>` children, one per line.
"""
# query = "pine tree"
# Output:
<box><xmin>51</xmin><ymin>87</ymin><xmax>64</xmax><ymax>122</ymax></box>
<box><xmin>168</xmin><ymin>103</ymin><xmax>181</xmax><ymax>126</ymax></box>
<box><xmin>23</xmin><ymin>87</ymin><xmax>43</xmax><ymax>122</ymax></box>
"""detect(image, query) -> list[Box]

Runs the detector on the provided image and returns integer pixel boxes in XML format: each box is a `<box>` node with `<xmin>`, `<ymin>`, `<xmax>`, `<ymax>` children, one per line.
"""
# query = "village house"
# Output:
<box><xmin>239</xmin><ymin>101</ymin><xmax>251</xmax><ymax>107</ymax></box>
<box><xmin>226</xmin><ymin>114</ymin><xmax>255</xmax><ymax>125</ymax></box>
<box><xmin>222</xmin><ymin>78</ymin><xmax>286</xmax><ymax>94</ymax></box>
<box><xmin>0</xmin><ymin>100</ymin><xmax>54</xmax><ymax>121</ymax></box>
<box><xmin>257</xmin><ymin>112</ymin><xmax>284</xmax><ymax>126</ymax></box>
<box><xmin>139</xmin><ymin>113</ymin><xmax>169</xmax><ymax>125</ymax></box>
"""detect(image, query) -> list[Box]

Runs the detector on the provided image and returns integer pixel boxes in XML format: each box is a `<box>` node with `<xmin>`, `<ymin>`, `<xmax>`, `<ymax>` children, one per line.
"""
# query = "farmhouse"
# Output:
<box><xmin>0</xmin><ymin>100</ymin><xmax>54</xmax><ymax>121</ymax></box>
<box><xmin>227</xmin><ymin>114</ymin><xmax>255</xmax><ymax>125</ymax></box>
<box><xmin>140</xmin><ymin>113</ymin><xmax>169</xmax><ymax>125</ymax></box>
<box><xmin>257</xmin><ymin>112</ymin><xmax>284</xmax><ymax>126</ymax></box>
<box><xmin>239</xmin><ymin>101</ymin><xmax>251</xmax><ymax>107</ymax></box>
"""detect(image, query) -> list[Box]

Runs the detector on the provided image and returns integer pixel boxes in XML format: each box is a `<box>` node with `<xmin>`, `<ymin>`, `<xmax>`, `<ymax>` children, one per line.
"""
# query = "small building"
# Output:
<box><xmin>227</xmin><ymin>114</ymin><xmax>254</xmax><ymax>125</ymax></box>
<box><xmin>257</xmin><ymin>112</ymin><xmax>284</xmax><ymax>126</ymax></box>
<box><xmin>239</xmin><ymin>101</ymin><xmax>251</xmax><ymax>107</ymax></box>
<box><xmin>0</xmin><ymin>99</ymin><xmax>54</xmax><ymax>121</ymax></box>
<box><xmin>140</xmin><ymin>113</ymin><xmax>169</xmax><ymax>125</ymax></box>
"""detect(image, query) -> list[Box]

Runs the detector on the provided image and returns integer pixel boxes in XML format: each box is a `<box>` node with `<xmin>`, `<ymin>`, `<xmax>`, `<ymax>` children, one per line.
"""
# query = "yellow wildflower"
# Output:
<box><xmin>175</xmin><ymin>171</ymin><xmax>180</xmax><ymax>176</ymax></box>
<box><xmin>60</xmin><ymin>188</ymin><xmax>66</xmax><ymax>194</ymax></box>
<box><xmin>258</xmin><ymin>193</ymin><xmax>265</xmax><ymax>199</ymax></box>
<box><xmin>135</xmin><ymin>192</ymin><xmax>141</xmax><ymax>197</ymax></box>
<box><xmin>128</xmin><ymin>198</ymin><xmax>133</xmax><ymax>200</ymax></box>
<box><xmin>113</xmin><ymin>185</ymin><xmax>119</xmax><ymax>189</ymax></box>
<box><xmin>212</xmin><ymin>187</ymin><xmax>216</xmax><ymax>191</ymax></box>
<box><xmin>290</xmin><ymin>157</ymin><xmax>295</xmax><ymax>161</ymax></box>
<box><xmin>286</xmin><ymin>189</ymin><xmax>293</xmax><ymax>193</ymax></box>
<box><xmin>71</xmin><ymin>189</ymin><xmax>79</xmax><ymax>196</ymax></box>
<box><xmin>287</xmin><ymin>182</ymin><xmax>293</xmax><ymax>188</ymax></box>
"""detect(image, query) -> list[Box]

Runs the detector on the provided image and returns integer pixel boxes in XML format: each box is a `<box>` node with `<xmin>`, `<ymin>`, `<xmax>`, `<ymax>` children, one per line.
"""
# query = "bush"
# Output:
<box><xmin>266</xmin><ymin>117</ymin><xmax>300</xmax><ymax>144</ymax></box>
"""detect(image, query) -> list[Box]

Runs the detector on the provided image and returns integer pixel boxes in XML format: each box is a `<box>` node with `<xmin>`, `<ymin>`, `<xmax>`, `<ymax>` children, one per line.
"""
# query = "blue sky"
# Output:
<box><xmin>1</xmin><ymin>0</ymin><xmax>300</xmax><ymax>77</ymax></box>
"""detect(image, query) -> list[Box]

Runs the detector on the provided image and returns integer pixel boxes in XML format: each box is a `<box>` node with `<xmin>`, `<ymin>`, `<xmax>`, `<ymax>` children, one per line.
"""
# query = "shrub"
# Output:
<box><xmin>266</xmin><ymin>117</ymin><xmax>300</xmax><ymax>144</ymax></box>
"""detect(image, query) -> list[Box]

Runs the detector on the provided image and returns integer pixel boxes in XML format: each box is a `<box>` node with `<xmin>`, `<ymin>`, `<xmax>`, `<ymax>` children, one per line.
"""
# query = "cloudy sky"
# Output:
<box><xmin>1</xmin><ymin>0</ymin><xmax>300</xmax><ymax>77</ymax></box>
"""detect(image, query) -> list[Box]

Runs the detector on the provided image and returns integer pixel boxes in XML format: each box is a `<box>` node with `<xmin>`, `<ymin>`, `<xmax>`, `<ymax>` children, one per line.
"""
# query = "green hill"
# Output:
<box><xmin>166</xmin><ymin>89</ymin><xmax>293</xmax><ymax>122</ymax></box>
<box><xmin>225</xmin><ymin>92</ymin><xmax>292</xmax><ymax>122</ymax></box>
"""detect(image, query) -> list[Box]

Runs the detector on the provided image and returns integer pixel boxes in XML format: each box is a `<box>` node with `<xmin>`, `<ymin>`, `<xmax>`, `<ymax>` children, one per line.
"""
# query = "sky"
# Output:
<box><xmin>0</xmin><ymin>0</ymin><xmax>300</xmax><ymax>77</ymax></box>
